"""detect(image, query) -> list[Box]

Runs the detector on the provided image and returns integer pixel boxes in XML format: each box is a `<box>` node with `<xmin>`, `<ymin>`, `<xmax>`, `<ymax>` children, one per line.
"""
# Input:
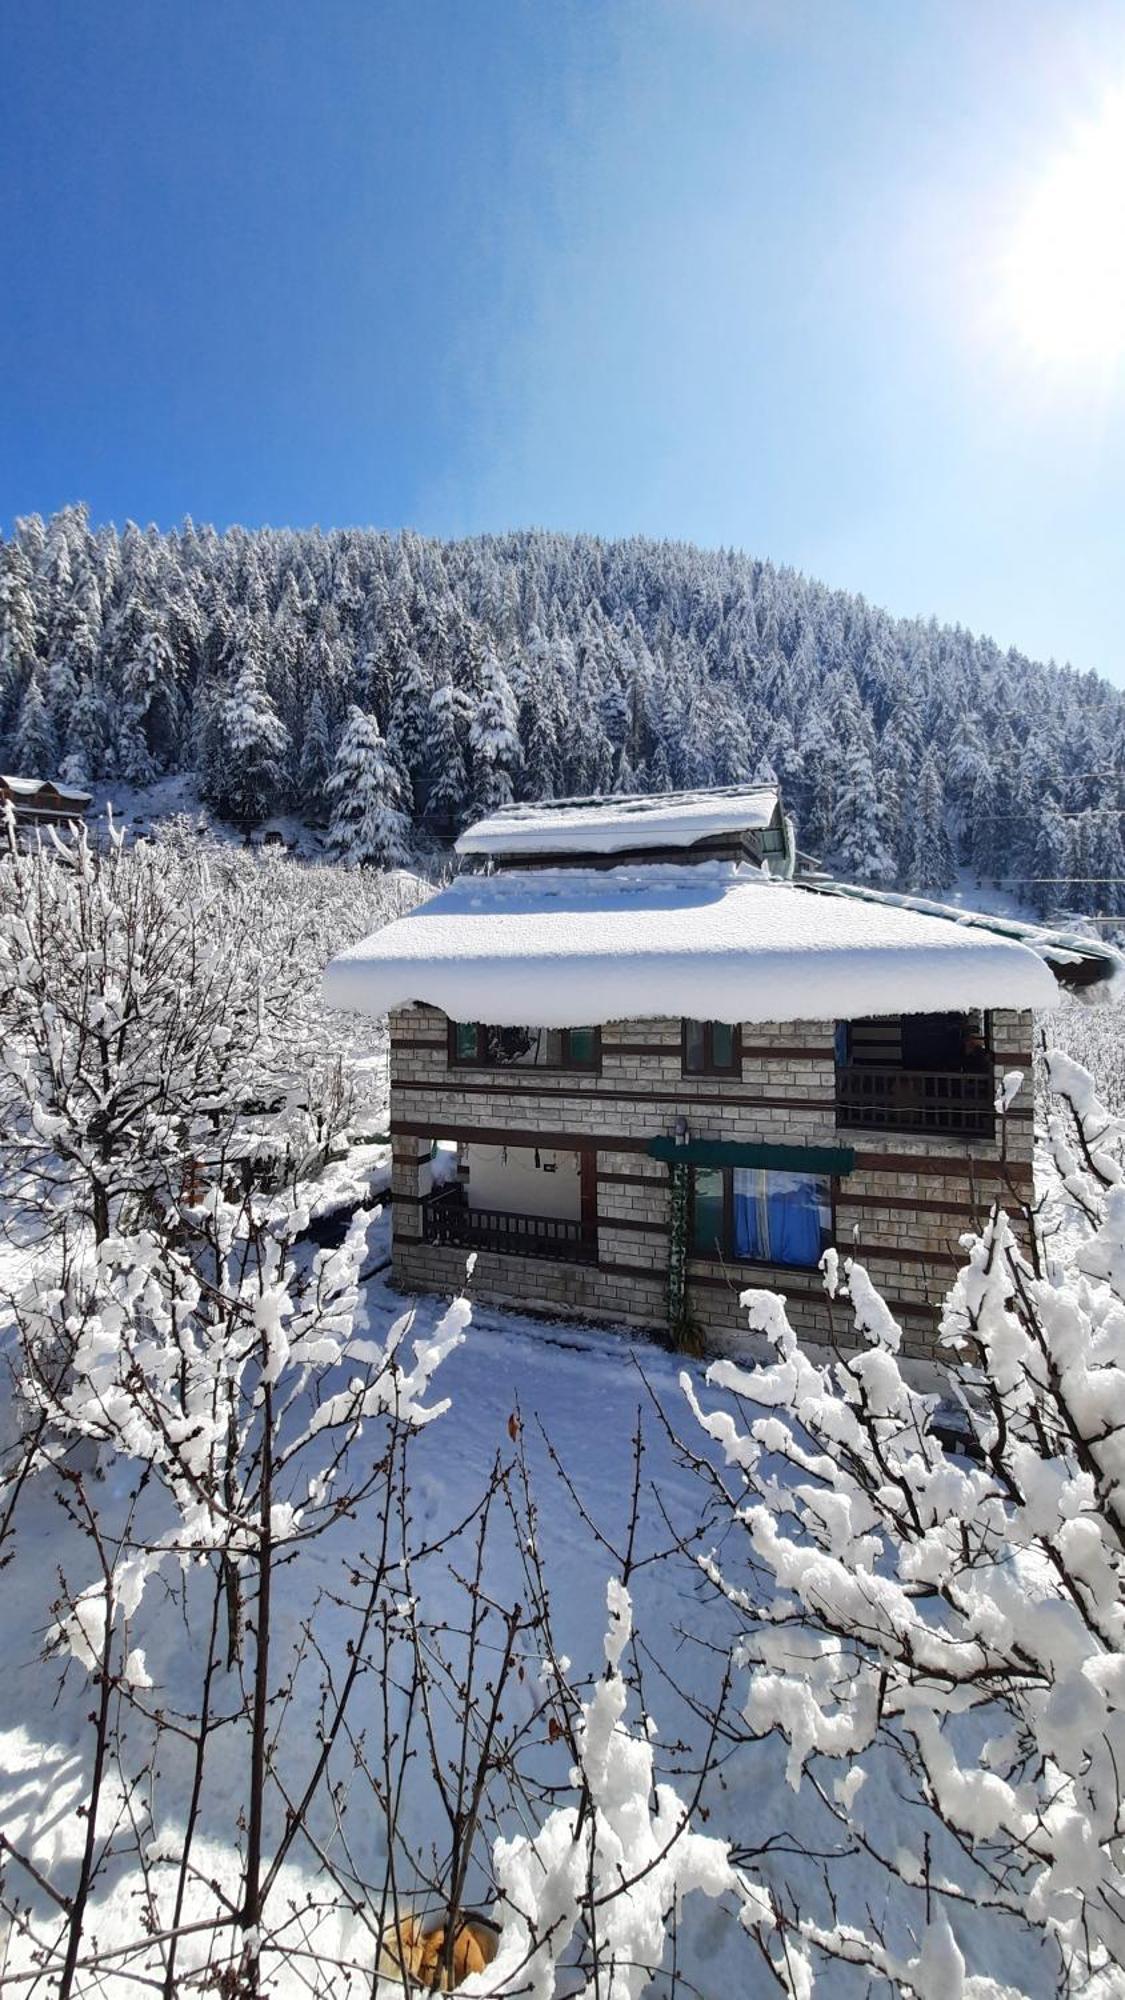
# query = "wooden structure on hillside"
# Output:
<box><xmin>1</xmin><ymin>776</ymin><xmax>92</xmax><ymax>829</ymax></box>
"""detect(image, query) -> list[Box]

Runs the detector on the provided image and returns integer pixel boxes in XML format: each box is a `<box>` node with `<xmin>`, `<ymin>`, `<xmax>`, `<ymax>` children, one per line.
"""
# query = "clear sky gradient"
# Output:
<box><xmin>3</xmin><ymin>1</ymin><xmax>1124</xmax><ymax>680</ymax></box>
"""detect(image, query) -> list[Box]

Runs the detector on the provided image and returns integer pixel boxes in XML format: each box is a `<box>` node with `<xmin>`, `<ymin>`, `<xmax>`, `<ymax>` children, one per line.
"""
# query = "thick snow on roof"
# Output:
<box><xmin>1</xmin><ymin>775</ymin><xmax>92</xmax><ymax>804</ymax></box>
<box><xmin>456</xmin><ymin>784</ymin><xmax>780</xmax><ymax>858</ymax></box>
<box><xmin>324</xmin><ymin>861</ymin><xmax>1060</xmax><ymax>1027</ymax></box>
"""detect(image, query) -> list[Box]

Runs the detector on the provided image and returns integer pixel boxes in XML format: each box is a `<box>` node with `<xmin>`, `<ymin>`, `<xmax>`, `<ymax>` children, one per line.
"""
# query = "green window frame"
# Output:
<box><xmin>682</xmin><ymin>1019</ymin><xmax>741</xmax><ymax>1077</ymax></box>
<box><xmin>448</xmin><ymin>1022</ymin><xmax>601</xmax><ymax>1071</ymax></box>
<box><xmin>690</xmin><ymin>1165</ymin><xmax>834</xmax><ymax>1270</ymax></box>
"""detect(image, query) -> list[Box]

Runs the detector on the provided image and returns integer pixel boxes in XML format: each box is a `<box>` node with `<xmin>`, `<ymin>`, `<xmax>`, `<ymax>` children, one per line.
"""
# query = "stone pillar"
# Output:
<box><xmin>391</xmin><ymin>1134</ymin><xmax>432</xmax><ymax>1284</ymax></box>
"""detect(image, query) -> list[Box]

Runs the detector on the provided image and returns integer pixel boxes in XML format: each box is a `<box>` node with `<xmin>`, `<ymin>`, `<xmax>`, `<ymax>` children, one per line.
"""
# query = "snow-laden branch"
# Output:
<box><xmin>685</xmin><ymin>1049</ymin><xmax>1125</xmax><ymax>1993</ymax></box>
<box><xmin>455</xmin><ymin>1574</ymin><xmax>794</xmax><ymax>2000</ymax></box>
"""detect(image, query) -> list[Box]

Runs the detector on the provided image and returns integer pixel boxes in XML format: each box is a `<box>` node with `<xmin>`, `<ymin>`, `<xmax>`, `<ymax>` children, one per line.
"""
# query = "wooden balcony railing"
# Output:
<box><xmin>422</xmin><ymin>1189</ymin><xmax>597</xmax><ymax>1264</ymax></box>
<box><xmin>835</xmin><ymin>1065</ymin><xmax>995</xmax><ymax>1139</ymax></box>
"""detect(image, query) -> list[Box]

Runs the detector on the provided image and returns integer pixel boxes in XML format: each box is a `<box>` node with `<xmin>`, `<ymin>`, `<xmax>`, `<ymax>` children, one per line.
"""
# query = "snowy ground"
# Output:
<box><xmin>0</xmin><ymin>1207</ymin><xmax>1059</xmax><ymax>1997</ymax></box>
<box><xmin>87</xmin><ymin>772</ymin><xmax>330</xmax><ymax>858</ymax></box>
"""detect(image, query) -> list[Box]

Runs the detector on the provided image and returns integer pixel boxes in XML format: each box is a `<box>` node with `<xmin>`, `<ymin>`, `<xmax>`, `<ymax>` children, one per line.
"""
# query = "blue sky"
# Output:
<box><xmin>3</xmin><ymin>1</ymin><xmax>1125</xmax><ymax>680</ymax></box>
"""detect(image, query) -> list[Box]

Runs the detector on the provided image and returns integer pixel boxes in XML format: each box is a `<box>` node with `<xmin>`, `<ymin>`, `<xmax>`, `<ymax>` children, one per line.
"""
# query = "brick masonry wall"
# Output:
<box><xmin>388</xmin><ymin>1003</ymin><xmax>1035</xmax><ymax>1360</ymax></box>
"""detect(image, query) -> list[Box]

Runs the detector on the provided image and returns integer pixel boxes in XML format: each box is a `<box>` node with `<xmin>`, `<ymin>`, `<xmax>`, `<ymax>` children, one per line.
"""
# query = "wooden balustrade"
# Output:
<box><xmin>422</xmin><ymin>1189</ymin><xmax>596</xmax><ymax>1264</ymax></box>
<box><xmin>836</xmin><ymin>1064</ymin><xmax>995</xmax><ymax>1138</ymax></box>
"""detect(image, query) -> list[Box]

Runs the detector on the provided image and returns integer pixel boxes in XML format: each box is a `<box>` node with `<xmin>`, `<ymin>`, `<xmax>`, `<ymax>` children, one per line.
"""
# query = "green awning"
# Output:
<box><xmin>646</xmin><ymin>1136</ymin><xmax>854</xmax><ymax>1175</ymax></box>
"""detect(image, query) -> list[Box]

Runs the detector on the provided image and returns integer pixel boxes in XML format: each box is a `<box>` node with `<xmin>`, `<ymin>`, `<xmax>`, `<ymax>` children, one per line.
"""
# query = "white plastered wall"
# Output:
<box><xmin>463</xmin><ymin>1142</ymin><xmax>582</xmax><ymax>1219</ymax></box>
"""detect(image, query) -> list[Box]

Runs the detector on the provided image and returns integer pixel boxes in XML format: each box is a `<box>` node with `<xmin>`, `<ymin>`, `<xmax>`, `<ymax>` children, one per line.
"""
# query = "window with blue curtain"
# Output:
<box><xmin>732</xmin><ymin>1169</ymin><xmax>829</xmax><ymax>1267</ymax></box>
<box><xmin>690</xmin><ymin>1167</ymin><xmax>831</xmax><ymax>1268</ymax></box>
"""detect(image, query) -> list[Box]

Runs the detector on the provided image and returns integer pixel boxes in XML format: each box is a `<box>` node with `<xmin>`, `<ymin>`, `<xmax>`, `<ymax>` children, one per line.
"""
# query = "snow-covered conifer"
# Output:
<box><xmin>906</xmin><ymin>748</ymin><xmax>955</xmax><ymax>893</ymax></box>
<box><xmin>468</xmin><ymin>649</ymin><xmax>520</xmax><ymax>815</ymax></box>
<box><xmin>425</xmin><ymin>676</ymin><xmax>471</xmax><ymax>835</ymax></box>
<box><xmin>11</xmin><ymin>666</ymin><xmax>55</xmax><ymax>776</ymax></box>
<box><xmin>386</xmin><ymin>646</ymin><xmax>432</xmax><ymax>811</ymax></box>
<box><xmin>968</xmin><ymin>760</ymin><xmax>1000</xmax><ymax>883</ymax></box>
<box><xmin>0</xmin><ymin>542</ymin><xmax>41</xmax><ymax>691</ymax></box>
<box><xmin>201</xmin><ymin>644</ymin><xmax>290</xmax><ymax>821</ymax></box>
<box><xmin>326</xmin><ymin>704</ymin><xmax>411</xmax><ymax>868</ymax></box>
<box><xmin>296</xmin><ymin>685</ymin><xmax>334</xmax><ymax>820</ymax></box>
<box><xmin>831</xmin><ymin>741</ymin><xmax>895</xmax><ymax>884</ymax></box>
<box><xmin>1029</xmin><ymin>804</ymin><xmax>1067</xmax><ymax>919</ymax></box>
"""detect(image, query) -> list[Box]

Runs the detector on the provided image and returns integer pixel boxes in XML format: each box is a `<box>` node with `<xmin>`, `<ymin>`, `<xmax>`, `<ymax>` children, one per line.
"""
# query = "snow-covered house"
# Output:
<box><xmin>1</xmin><ymin>774</ymin><xmax>92</xmax><ymax>828</ymax></box>
<box><xmin>325</xmin><ymin>785</ymin><xmax>1121</xmax><ymax>1360</ymax></box>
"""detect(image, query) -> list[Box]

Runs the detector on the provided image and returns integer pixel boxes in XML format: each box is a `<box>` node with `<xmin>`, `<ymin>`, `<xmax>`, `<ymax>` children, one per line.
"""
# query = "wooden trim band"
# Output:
<box><xmin>396</xmin><ymin>1076</ymin><xmax>836</xmax><ymax>1111</ymax></box>
<box><xmin>597</xmin><ymin>1170</ymin><xmax>667</xmax><ymax>1186</ymax></box>
<box><xmin>394</xmin><ymin>1037</ymin><xmax>1032</xmax><ymax>1070</ymax></box>
<box><xmin>852</xmin><ymin>1149</ymin><xmax>1033</xmax><ymax>1185</ymax></box>
<box><xmin>390</xmin><ymin>1120</ymin><xmax>1036</xmax><ymax>1183</ymax></box>
<box><xmin>596</xmin><ymin>1214</ymin><xmax>665</xmax><ymax>1235</ymax></box>
<box><xmin>392</xmin><ymin>1118</ymin><xmax>651</xmax><ymax>1154</ymax></box>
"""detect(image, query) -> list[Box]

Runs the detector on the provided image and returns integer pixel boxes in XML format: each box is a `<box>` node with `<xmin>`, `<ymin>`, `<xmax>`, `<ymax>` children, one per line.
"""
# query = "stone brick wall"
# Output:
<box><xmin>388</xmin><ymin>1002</ymin><xmax>1035</xmax><ymax>1361</ymax></box>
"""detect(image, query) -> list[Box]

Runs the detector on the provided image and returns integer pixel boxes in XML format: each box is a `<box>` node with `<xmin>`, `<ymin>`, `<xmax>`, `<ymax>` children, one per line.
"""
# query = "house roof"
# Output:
<box><xmin>324</xmin><ymin>860</ymin><xmax>1075</xmax><ymax>1028</ymax></box>
<box><xmin>455</xmin><ymin>784</ymin><xmax>781</xmax><ymax>859</ymax></box>
<box><xmin>795</xmin><ymin>878</ymin><xmax>1125</xmax><ymax>990</ymax></box>
<box><xmin>1</xmin><ymin>775</ymin><xmax>93</xmax><ymax>805</ymax></box>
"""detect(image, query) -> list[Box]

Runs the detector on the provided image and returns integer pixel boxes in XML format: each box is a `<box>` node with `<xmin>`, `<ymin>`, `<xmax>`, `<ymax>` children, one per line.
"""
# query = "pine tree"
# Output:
<box><xmin>907</xmin><ymin>751</ymin><xmax>955</xmax><ymax>894</ymax></box>
<box><xmin>0</xmin><ymin>543</ymin><xmax>41</xmax><ymax>687</ymax></box>
<box><xmin>44</xmin><ymin>658</ymin><xmax>80</xmax><ymax>767</ymax></box>
<box><xmin>11</xmin><ymin>668</ymin><xmax>55</xmax><ymax>776</ymax></box>
<box><xmin>969</xmin><ymin>764</ymin><xmax>1000</xmax><ymax>884</ymax></box>
<box><xmin>386</xmin><ymin>648</ymin><xmax>432</xmax><ymax>812</ymax></box>
<box><xmin>326</xmin><ymin>705</ymin><xmax>410</xmax><ymax>867</ymax></box>
<box><xmin>519</xmin><ymin>679</ymin><xmax>562</xmax><ymax>802</ymax></box>
<box><xmin>426</xmin><ymin>678</ymin><xmax>471</xmax><ymax>835</ymax></box>
<box><xmin>297</xmin><ymin>687</ymin><xmax>334</xmax><ymax>822</ymax></box>
<box><xmin>200</xmin><ymin>653</ymin><xmax>290</xmax><ymax>822</ymax></box>
<box><xmin>469</xmin><ymin>651</ymin><xmax>520</xmax><ymax>816</ymax></box>
<box><xmin>1063</xmin><ymin>812</ymin><xmax>1095</xmax><ymax>915</ymax></box>
<box><xmin>1028</xmin><ymin>806</ymin><xmax>1067</xmax><ymax>919</ymax></box>
<box><xmin>118</xmin><ymin>624</ymin><xmax>180</xmax><ymax>780</ymax></box>
<box><xmin>831</xmin><ymin>743</ymin><xmax>895</xmax><ymax>885</ymax></box>
<box><xmin>61</xmin><ymin>677</ymin><xmax>111</xmax><ymax>787</ymax></box>
<box><xmin>648</xmin><ymin>739</ymin><xmax>674</xmax><ymax>793</ymax></box>
<box><xmin>1089</xmin><ymin>810</ymin><xmax>1125</xmax><ymax>920</ymax></box>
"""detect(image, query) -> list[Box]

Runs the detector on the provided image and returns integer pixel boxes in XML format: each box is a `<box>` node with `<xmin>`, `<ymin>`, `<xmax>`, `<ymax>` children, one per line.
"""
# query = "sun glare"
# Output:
<box><xmin>1000</xmin><ymin>89</ymin><xmax>1125</xmax><ymax>369</ymax></box>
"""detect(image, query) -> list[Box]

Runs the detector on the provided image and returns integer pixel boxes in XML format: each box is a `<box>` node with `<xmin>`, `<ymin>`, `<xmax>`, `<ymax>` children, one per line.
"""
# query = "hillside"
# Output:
<box><xmin>2</xmin><ymin>505</ymin><xmax>1123</xmax><ymax>913</ymax></box>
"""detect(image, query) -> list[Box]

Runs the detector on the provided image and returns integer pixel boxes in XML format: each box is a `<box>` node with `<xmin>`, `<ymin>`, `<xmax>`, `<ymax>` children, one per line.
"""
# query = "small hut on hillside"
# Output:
<box><xmin>0</xmin><ymin>775</ymin><xmax>92</xmax><ymax>829</ymax></box>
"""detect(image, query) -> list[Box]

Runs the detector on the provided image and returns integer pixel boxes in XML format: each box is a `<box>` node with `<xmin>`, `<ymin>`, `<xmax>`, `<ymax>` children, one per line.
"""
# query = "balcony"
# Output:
<box><xmin>835</xmin><ymin>1064</ymin><xmax>995</xmax><ymax>1140</ymax></box>
<box><xmin>421</xmin><ymin>1187</ymin><xmax>597</xmax><ymax>1264</ymax></box>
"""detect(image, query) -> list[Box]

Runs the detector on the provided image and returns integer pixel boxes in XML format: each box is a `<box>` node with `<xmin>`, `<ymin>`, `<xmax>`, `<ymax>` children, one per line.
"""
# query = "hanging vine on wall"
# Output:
<box><xmin>667</xmin><ymin>1157</ymin><xmax>691</xmax><ymax>1347</ymax></box>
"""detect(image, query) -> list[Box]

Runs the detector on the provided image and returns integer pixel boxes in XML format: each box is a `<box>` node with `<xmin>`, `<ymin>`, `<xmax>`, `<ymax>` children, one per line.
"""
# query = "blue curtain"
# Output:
<box><xmin>733</xmin><ymin>1169</ymin><xmax>826</xmax><ymax>1268</ymax></box>
<box><xmin>768</xmin><ymin>1174</ymin><xmax>825</xmax><ymax>1267</ymax></box>
<box><xmin>732</xmin><ymin>1170</ymin><xmax>768</xmax><ymax>1259</ymax></box>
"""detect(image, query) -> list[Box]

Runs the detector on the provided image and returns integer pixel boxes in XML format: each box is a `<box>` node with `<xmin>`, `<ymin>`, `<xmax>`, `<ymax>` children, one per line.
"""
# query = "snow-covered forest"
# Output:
<box><xmin>3</xmin><ymin>505</ymin><xmax>1125</xmax><ymax>905</ymax></box>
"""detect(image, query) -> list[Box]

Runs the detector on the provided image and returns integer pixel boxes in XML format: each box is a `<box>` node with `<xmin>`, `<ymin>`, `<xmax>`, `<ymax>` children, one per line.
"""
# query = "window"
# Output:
<box><xmin>690</xmin><ymin>1166</ymin><xmax>832</xmax><ymax>1269</ymax></box>
<box><xmin>449</xmin><ymin>1023</ymin><xmax>601</xmax><ymax>1070</ymax></box>
<box><xmin>682</xmin><ymin>1019</ymin><xmax>741</xmax><ymax>1076</ymax></box>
